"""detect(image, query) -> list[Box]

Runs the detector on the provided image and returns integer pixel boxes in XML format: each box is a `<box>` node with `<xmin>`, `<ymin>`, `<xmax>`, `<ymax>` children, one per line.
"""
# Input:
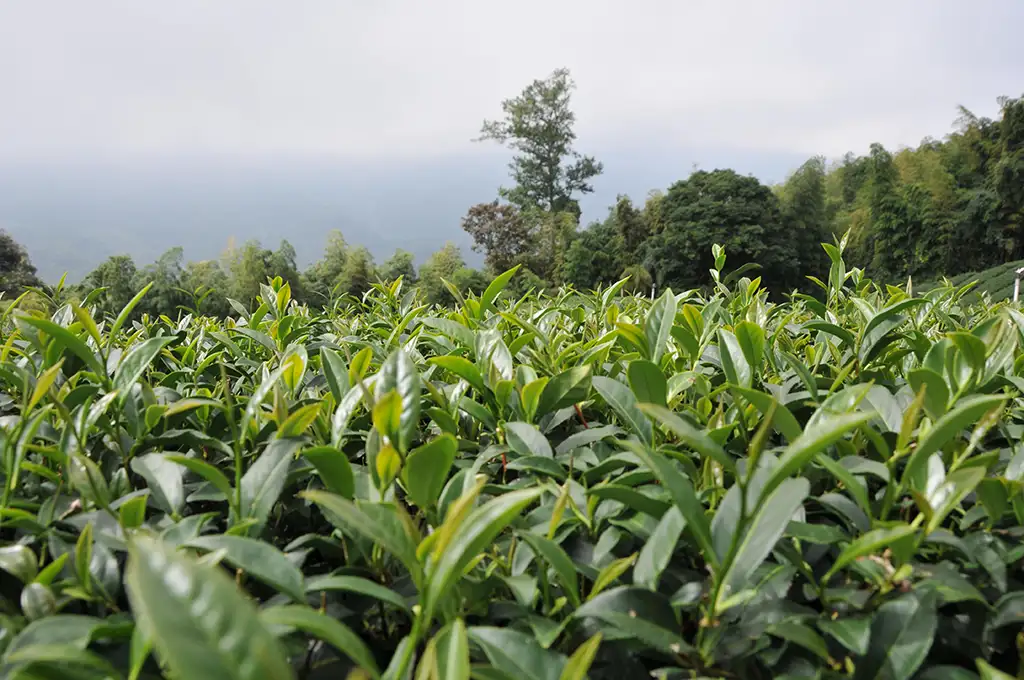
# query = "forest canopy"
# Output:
<box><xmin>1</xmin><ymin>70</ymin><xmax>1022</xmax><ymax>316</ymax></box>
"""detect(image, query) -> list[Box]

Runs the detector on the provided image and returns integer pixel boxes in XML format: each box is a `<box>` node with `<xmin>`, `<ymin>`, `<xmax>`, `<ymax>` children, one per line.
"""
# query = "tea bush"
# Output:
<box><xmin>2</xmin><ymin>240</ymin><xmax>1024</xmax><ymax>679</ymax></box>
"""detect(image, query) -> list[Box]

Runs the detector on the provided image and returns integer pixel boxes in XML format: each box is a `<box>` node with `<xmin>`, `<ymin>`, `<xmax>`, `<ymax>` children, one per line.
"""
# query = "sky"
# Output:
<box><xmin>1</xmin><ymin>1</ymin><xmax>1023</xmax><ymax>279</ymax></box>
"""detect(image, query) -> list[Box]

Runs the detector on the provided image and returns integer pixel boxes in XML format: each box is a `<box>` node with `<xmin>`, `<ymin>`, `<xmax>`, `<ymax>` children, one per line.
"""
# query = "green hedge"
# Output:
<box><xmin>1</xmin><ymin>254</ymin><xmax>1024</xmax><ymax>679</ymax></box>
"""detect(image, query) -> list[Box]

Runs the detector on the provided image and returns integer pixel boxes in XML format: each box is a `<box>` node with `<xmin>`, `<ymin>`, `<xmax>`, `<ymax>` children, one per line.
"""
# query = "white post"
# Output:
<box><xmin>1015</xmin><ymin>268</ymin><xmax>1024</xmax><ymax>304</ymax></box>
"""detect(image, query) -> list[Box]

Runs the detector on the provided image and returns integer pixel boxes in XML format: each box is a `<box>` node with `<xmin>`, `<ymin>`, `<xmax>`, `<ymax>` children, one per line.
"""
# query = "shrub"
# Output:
<box><xmin>1</xmin><ymin>246</ymin><xmax>1024</xmax><ymax>679</ymax></box>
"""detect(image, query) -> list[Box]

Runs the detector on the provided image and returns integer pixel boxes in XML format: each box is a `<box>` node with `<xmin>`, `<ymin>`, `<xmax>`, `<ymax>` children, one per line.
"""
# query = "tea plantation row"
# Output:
<box><xmin>1</xmin><ymin>244</ymin><xmax>1024</xmax><ymax>679</ymax></box>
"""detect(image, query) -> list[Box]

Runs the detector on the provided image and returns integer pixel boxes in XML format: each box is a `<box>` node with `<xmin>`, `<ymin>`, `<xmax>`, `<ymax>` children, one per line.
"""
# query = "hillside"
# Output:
<box><xmin>918</xmin><ymin>258</ymin><xmax>1024</xmax><ymax>301</ymax></box>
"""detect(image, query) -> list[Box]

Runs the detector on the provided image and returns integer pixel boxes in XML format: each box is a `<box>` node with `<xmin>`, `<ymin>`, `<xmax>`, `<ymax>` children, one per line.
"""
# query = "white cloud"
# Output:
<box><xmin>0</xmin><ymin>0</ymin><xmax>1021</xmax><ymax>161</ymax></box>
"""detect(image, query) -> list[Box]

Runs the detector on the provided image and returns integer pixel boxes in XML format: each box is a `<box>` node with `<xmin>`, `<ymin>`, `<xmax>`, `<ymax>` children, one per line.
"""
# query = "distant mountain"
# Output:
<box><xmin>0</xmin><ymin>147</ymin><xmax>805</xmax><ymax>283</ymax></box>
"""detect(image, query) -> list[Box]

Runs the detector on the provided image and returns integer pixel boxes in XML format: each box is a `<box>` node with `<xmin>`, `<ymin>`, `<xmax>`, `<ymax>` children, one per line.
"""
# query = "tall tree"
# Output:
<box><xmin>419</xmin><ymin>242</ymin><xmax>465</xmax><ymax>306</ymax></box>
<box><xmin>562</xmin><ymin>218</ymin><xmax>624</xmax><ymax>290</ymax></box>
<box><xmin>460</xmin><ymin>201</ymin><xmax>534</xmax><ymax>273</ymax></box>
<box><xmin>646</xmin><ymin>170</ymin><xmax>795</xmax><ymax>292</ymax></box>
<box><xmin>867</xmin><ymin>143</ymin><xmax>913</xmax><ymax>279</ymax></box>
<box><xmin>611</xmin><ymin>196</ymin><xmax>649</xmax><ymax>264</ymax></box>
<box><xmin>993</xmin><ymin>96</ymin><xmax>1024</xmax><ymax>260</ymax></box>
<box><xmin>778</xmin><ymin>157</ymin><xmax>831</xmax><ymax>278</ymax></box>
<box><xmin>336</xmin><ymin>246</ymin><xmax>376</xmax><ymax>298</ymax></box>
<box><xmin>224</xmin><ymin>240</ymin><xmax>273</xmax><ymax>306</ymax></box>
<box><xmin>136</xmin><ymin>247</ymin><xmax>188</xmax><ymax>318</ymax></box>
<box><xmin>181</xmin><ymin>259</ymin><xmax>231</xmax><ymax>317</ymax></box>
<box><xmin>81</xmin><ymin>254</ymin><xmax>138</xmax><ymax>317</ymax></box>
<box><xmin>477</xmin><ymin>68</ymin><xmax>602</xmax><ymax>218</ymax></box>
<box><xmin>379</xmin><ymin>249</ymin><xmax>418</xmax><ymax>284</ymax></box>
<box><xmin>0</xmin><ymin>230</ymin><xmax>41</xmax><ymax>298</ymax></box>
<box><xmin>305</xmin><ymin>230</ymin><xmax>349</xmax><ymax>302</ymax></box>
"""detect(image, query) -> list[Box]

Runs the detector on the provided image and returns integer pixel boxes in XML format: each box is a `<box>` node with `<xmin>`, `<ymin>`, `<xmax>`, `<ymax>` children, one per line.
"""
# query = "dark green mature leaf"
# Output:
<box><xmin>167</xmin><ymin>455</ymin><xmax>235</xmax><ymax>505</ymax></box>
<box><xmin>575</xmin><ymin>586</ymin><xmax>689</xmax><ymax>654</ymax></box>
<box><xmin>130</xmin><ymin>453</ymin><xmax>184</xmax><ymax>516</ymax></box>
<box><xmin>902</xmin><ymin>395</ymin><xmax>1006</xmax><ymax>486</ymax></box>
<box><xmin>716</xmin><ymin>477</ymin><xmax>809</xmax><ymax>610</ymax></box>
<box><xmin>645</xmin><ymin>288</ymin><xmax>676</xmax><ymax>364</ymax></box>
<box><xmin>424</xmin><ymin>488</ymin><xmax>542</xmax><ymax>620</ymax></box>
<box><xmin>718</xmin><ymin>328</ymin><xmax>752</xmax><ymax>388</ymax></box>
<box><xmin>261</xmin><ymin>605</ymin><xmax>380</xmax><ymax>679</ymax></box>
<box><xmin>430</xmin><ymin>356</ymin><xmax>487</xmax><ymax>395</ymax></box>
<box><xmin>638</xmin><ymin>403</ymin><xmax>735</xmax><ymax>474</ymax></box>
<box><xmin>114</xmin><ymin>337</ymin><xmax>174</xmax><ymax>395</ymax></box>
<box><xmin>305</xmin><ymin>575</ymin><xmax>410</xmax><ymax>612</ymax></box>
<box><xmin>301</xmin><ymin>491</ymin><xmax>422</xmax><ymax>585</ymax></box>
<box><xmin>760</xmin><ymin>411</ymin><xmax>871</xmax><ymax>504</ymax></box>
<box><xmin>1</xmin><ymin>643</ymin><xmax>123</xmax><ymax>679</ymax></box>
<box><xmin>592</xmin><ymin>376</ymin><xmax>653</xmax><ymax>445</ymax></box>
<box><xmin>124</xmin><ymin>535</ymin><xmax>295</xmax><ymax>680</ymax></box>
<box><xmin>908</xmin><ymin>368</ymin><xmax>949</xmax><ymax>420</ymax></box>
<box><xmin>420</xmin><ymin>317</ymin><xmax>476</xmax><ymax>348</ymax></box>
<box><xmin>634</xmin><ymin>506</ymin><xmax>685</xmax><ymax>590</ymax></box>
<box><xmin>185</xmin><ymin>534</ymin><xmax>305</xmax><ymax>602</ymax></box>
<box><xmin>402</xmin><ymin>434</ymin><xmax>458</xmax><ymax>509</ymax></box>
<box><xmin>320</xmin><ymin>347</ymin><xmax>350</xmax><ymax>403</ymax></box>
<box><xmin>825</xmin><ymin>525</ymin><xmax>918</xmax><ymax>581</ymax></box>
<box><xmin>240</xmin><ymin>437</ymin><xmax>300</xmax><ymax>528</ymax></box>
<box><xmin>734</xmin><ymin>321</ymin><xmax>765</xmax><ymax>375</ymax></box>
<box><xmin>0</xmin><ymin>544</ymin><xmax>37</xmax><ymax>583</ymax></box>
<box><xmin>856</xmin><ymin>590</ymin><xmax>937</xmax><ymax>680</ymax></box>
<box><xmin>505</xmin><ymin>422</ymin><xmax>554</xmax><ymax>458</ymax></box>
<box><xmin>627</xmin><ymin>360</ymin><xmax>667</xmax><ymax>407</ymax></box>
<box><xmin>628</xmin><ymin>444</ymin><xmax>717</xmax><ymax>571</ymax></box>
<box><xmin>518</xmin><ymin>533</ymin><xmax>580</xmax><ymax>607</ymax></box>
<box><xmin>468</xmin><ymin>627</ymin><xmax>565</xmax><ymax>680</ymax></box>
<box><xmin>537</xmin><ymin>366</ymin><xmax>592</xmax><ymax>417</ymax></box>
<box><xmin>819</xmin><ymin>616</ymin><xmax>871</xmax><ymax>656</ymax></box>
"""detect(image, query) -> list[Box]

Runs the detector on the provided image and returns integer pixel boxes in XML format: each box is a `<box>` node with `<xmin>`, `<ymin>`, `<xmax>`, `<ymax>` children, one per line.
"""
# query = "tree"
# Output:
<box><xmin>993</xmin><ymin>96</ymin><xmax>1024</xmax><ymax>260</ymax></box>
<box><xmin>268</xmin><ymin>240</ymin><xmax>306</xmax><ymax>303</ymax></box>
<box><xmin>136</xmin><ymin>247</ymin><xmax>188</xmax><ymax>318</ymax></box>
<box><xmin>181</xmin><ymin>259</ymin><xmax>231</xmax><ymax>317</ymax></box>
<box><xmin>778</xmin><ymin>157</ymin><xmax>831</xmax><ymax>278</ymax></box>
<box><xmin>81</xmin><ymin>254</ymin><xmax>138</xmax><ymax>317</ymax></box>
<box><xmin>612</xmin><ymin>196</ymin><xmax>649</xmax><ymax>263</ymax></box>
<box><xmin>646</xmin><ymin>170</ymin><xmax>795</xmax><ymax>292</ymax></box>
<box><xmin>418</xmin><ymin>242</ymin><xmax>465</xmax><ymax>306</ymax></box>
<box><xmin>477</xmin><ymin>68</ymin><xmax>602</xmax><ymax>218</ymax></box>
<box><xmin>562</xmin><ymin>217</ymin><xmax>625</xmax><ymax>290</ymax></box>
<box><xmin>224</xmin><ymin>240</ymin><xmax>273</xmax><ymax>306</ymax></box>
<box><xmin>460</xmin><ymin>202</ymin><xmax>534</xmax><ymax>273</ymax></box>
<box><xmin>0</xmin><ymin>230</ymin><xmax>41</xmax><ymax>298</ymax></box>
<box><xmin>336</xmin><ymin>246</ymin><xmax>376</xmax><ymax>298</ymax></box>
<box><xmin>867</xmin><ymin>144</ymin><xmax>913</xmax><ymax>279</ymax></box>
<box><xmin>305</xmin><ymin>230</ymin><xmax>349</xmax><ymax>302</ymax></box>
<box><xmin>379</xmin><ymin>249</ymin><xmax>418</xmax><ymax>284</ymax></box>
<box><xmin>450</xmin><ymin>267</ymin><xmax>491</xmax><ymax>297</ymax></box>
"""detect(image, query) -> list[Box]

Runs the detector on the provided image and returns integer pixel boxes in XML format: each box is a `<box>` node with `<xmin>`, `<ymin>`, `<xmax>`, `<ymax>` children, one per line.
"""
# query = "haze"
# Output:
<box><xmin>1</xmin><ymin>1</ymin><xmax>1022</xmax><ymax>280</ymax></box>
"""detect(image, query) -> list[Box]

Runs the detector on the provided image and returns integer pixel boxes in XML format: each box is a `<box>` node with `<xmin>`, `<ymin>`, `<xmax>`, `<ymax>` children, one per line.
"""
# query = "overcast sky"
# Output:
<box><xmin>2</xmin><ymin>0</ymin><xmax>1022</xmax><ymax>163</ymax></box>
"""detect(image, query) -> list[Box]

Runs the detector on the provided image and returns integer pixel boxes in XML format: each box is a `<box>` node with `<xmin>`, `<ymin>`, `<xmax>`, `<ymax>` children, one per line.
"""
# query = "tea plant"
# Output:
<box><xmin>2</xmin><ymin>239</ymin><xmax>1024</xmax><ymax>679</ymax></box>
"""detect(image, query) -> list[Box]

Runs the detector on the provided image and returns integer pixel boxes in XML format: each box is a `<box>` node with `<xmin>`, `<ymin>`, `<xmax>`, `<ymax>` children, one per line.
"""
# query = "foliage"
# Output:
<box><xmin>477</xmin><ymin>68</ymin><xmax>602</xmax><ymax>218</ymax></box>
<box><xmin>2</xmin><ymin>240</ymin><xmax>1024</xmax><ymax>679</ymax></box>
<box><xmin>646</xmin><ymin>169</ymin><xmax>798</xmax><ymax>293</ymax></box>
<box><xmin>379</xmin><ymin>250</ymin><xmax>418</xmax><ymax>286</ymax></box>
<box><xmin>0</xmin><ymin>230</ymin><xmax>42</xmax><ymax>299</ymax></box>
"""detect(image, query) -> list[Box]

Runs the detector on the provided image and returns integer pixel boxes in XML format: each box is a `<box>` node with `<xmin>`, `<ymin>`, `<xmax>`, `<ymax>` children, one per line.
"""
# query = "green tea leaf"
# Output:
<box><xmin>185</xmin><ymin>534</ymin><xmax>305</xmax><ymax>602</ymax></box>
<box><xmin>124</xmin><ymin>534</ymin><xmax>295</xmax><ymax>680</ymax></box>
<box><xmin>260</xmin><ymin>605</ymin><xmax>380</xmax><ymax>679</ymax></box>
<box><xmin>402</xmin><ymin>434</ymin><xmax>458</xmax><ymax>509</ymax></box>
